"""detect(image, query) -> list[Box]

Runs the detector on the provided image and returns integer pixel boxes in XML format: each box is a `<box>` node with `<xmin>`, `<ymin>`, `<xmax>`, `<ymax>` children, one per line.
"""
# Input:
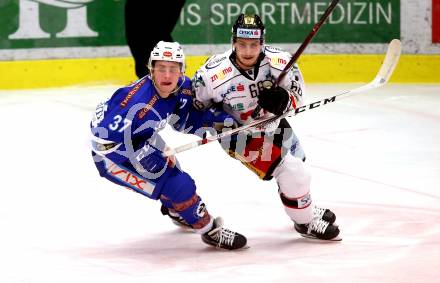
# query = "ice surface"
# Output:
<box><xmin>0</xmin><ymin>84</ymin><xmax>439</xmax><ymax>282</ymax></box>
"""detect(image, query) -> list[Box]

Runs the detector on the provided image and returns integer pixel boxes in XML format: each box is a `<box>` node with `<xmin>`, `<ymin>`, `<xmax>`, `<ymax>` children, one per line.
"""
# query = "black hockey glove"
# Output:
<box><xmin>257</xmin><ymin>85</ymin><xmax>290</xmax><ymax>116</ymax></box>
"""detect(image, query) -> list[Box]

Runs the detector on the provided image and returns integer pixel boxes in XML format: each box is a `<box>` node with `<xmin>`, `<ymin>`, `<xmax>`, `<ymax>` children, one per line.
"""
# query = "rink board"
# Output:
<box><xmin>0</xmin><ymin>54</ymin><xmax>439</xmax><ymax>89</ymax></box>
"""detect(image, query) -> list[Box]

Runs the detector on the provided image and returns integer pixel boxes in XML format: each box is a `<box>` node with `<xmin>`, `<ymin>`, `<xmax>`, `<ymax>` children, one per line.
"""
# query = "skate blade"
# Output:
<box><xmin>220</xmin><ymin>245</ymin><xmax>250</xmax><ymax>251</ymax></box>
<box><xmin>209</xmin><ymin>244</ymin><xmax>250</xmax><ymax>251</ymax></box>
<box><xmin>300</xmin><ymin>234</ymin><xmax>342</xmax><ymax>242</ymax></box>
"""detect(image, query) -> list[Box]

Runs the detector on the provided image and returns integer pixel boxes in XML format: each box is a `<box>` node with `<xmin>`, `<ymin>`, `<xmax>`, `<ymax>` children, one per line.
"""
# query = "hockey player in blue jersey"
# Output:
<box><xmin>90</xmin><ymin>41</ymin><xmax>247</xmax><ymax>250</ymax></box>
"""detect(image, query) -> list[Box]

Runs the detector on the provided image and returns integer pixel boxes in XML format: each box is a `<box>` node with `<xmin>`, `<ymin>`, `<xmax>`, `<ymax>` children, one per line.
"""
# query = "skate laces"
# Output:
<box><xmin>208</xmin><ymin>220</ymin><xmax>236</xmax><ymax>248</ymax></box>
<box><xmin>308</xmin><ymin>218</ymin><xmax>329</xmax><ymax>234</ymax></box>
<box><xmin>313</xmin><ymin>206</ymin><xmax>326</xmax><ymax>218</ymax></box>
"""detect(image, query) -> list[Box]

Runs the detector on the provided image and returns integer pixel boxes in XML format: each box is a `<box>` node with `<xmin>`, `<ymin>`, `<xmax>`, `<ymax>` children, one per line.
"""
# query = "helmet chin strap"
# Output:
<box><xmin>150</xmin><ymin>74</ymin><xmax>186</xmax><ymax>97</ymax></box>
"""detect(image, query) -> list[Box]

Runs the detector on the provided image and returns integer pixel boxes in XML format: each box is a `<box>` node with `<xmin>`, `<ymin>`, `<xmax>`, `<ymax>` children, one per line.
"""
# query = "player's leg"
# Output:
<box><xmin>160</xmin><ymin>167</ymin><xmax>248</xmax><ymax>250</ymax></box>
<box><xmin>159</xmin><ymin>168</ymin><xmax>212</xmax><ymax>233</ymax></box>
<box><xmin>272</xmin><ymin>124</ymin><xmax>340</xmax><ymax>240</ymax></box>
<box><xmin>93</xmin><ymin>152</ymin><xmax>247</xmax><ymax>249</ymax></box>
<box><xmin>272</xmin><ymin>153</ymin><xmax>339</xmax><ymax>240</ymax></box>
<box><xmin>222</xmin><ymin>119</ymin><xmax>339</xmax><ymax>240</ymax></box>
<box><xmin>92</xmin><ymin>152</ymin><xmax>172</xmax><ymax>199</ymax></box>
<box><xmin>160</xmin><ymin>200</ymin><xmax>192</xmax><ymax>229</ymax></box>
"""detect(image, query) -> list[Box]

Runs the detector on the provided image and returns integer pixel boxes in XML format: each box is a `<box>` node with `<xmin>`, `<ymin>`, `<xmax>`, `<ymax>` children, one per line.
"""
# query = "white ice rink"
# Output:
<box><xmin>0</xmin><ymin>83</ymin><xmax>439</xmax><ymax>282</ymax></box>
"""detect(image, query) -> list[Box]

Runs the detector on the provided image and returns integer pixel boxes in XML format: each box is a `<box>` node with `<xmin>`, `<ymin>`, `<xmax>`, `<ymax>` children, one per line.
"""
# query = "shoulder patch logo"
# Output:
<box><xmin>265</xmin><ymin>46</ymin><xmax>282</xmax><ymax>53</ymax></box>
<box><xmin>193</xmin><ymin>73</ymin><xmax>206</xmax><ymax>87</ymax></box>
<box><xmin>206</xmin><ymin>56</ymin><xmax>227</xmax><ymax>69</ymax></box>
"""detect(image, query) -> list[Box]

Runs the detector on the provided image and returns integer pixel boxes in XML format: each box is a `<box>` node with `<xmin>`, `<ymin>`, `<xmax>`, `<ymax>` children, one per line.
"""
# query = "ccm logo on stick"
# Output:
<box><xmin>295</xmin><ymin>96</ymin><xmax>337</xmax><ymax>113</ymax></box>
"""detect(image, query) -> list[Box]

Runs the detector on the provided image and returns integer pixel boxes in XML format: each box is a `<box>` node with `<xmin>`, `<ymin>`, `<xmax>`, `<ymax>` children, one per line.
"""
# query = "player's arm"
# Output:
<box><xmin>178</xmin><ymin>69</ymin><xmax>230</xmax><ymax>136</ymax></box>
<box><xmin>90</xmin><ymin>87</ymin><xmax>133</xmax><ymax>163</ymax></box>
<box><xmin>94</xmin><ymin>116</ymin><xmax>169</xmax><ymax>175</ymax></box>
<box><xmin>183</xmin><ymin>103</ymin><xmax>237</xmax><ymax>137</ymax></box>
<box><xmin>172</xmin><ymin>90</ymin><xmax>237</xmax><ymax>137</ymax></box>
<box><xmin>191</xmin><ymin>69</ymin><xmax>214</xmax><ymax>111</ymax></box>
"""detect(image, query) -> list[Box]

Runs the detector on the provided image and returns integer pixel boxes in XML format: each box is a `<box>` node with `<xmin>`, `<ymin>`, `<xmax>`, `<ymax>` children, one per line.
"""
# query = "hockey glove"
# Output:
<box><xmin>257</xmin><ymin>85</ymin><xmax>290</xmax><ymax>115</ymax></box>
<box><xmin>137</xmin><ymin>144</ymin><xmax>167</xmax><ymax>174</ymax></box>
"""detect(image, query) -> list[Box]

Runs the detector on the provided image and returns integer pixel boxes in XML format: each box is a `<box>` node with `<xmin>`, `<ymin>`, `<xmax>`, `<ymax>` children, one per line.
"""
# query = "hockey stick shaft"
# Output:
<box><xmin>163</xmin><ymin>39</ymin><xmax>401</xmax><ymax>157</ymax></box>
<box><xmin>251</xmin><ymin>0</ymin><xmax>340</xmax><ymax>119</ymax></box>
<box><xmin>276</xmin><ymin>0</ymin><xmax>340</xmax><ymax>85</ymax></box>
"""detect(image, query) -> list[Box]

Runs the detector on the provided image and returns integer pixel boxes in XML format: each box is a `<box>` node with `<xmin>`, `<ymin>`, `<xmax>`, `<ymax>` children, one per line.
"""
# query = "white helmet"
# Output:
<box><xmin>148</xmin><ymin>41</ymin><xmax>185</xmax><ymax>73</ymax></box>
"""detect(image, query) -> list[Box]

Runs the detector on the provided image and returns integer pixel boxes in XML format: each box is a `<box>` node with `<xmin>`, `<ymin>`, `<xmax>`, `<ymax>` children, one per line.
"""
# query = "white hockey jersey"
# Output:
<box><xmin>192</xmin><ymin>45</ymin><xmax>306</xmax><ymax>129</ymax></box>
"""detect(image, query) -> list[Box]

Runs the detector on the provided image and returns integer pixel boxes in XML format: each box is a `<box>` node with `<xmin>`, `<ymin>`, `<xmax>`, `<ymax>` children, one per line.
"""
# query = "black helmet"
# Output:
<box><xmin>232</xmin><ymin>14</ymin><xmax>265</xmax><ymax>43</ymax></box>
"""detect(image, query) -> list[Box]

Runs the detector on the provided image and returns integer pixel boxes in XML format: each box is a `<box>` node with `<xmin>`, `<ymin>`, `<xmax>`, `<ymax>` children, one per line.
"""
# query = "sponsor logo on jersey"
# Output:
<box><xmin>181</xmin><ymin>88</ymin><xmax>191</xmax><ymax>96</ymax></box>
<box><xmin>237</xmin><ymin>28</ymin><xmax>261</xmax><ymax>39</ymax></box>
<box><xmin>219</xmin><ymin>83</ymin><xmax>245</xmax><ymax>97</ymax></box>
<box><xmin>105</xmin><ymin>160</ymin><xmax>155</xmax><ymax>196</ymax></box>
<box><xmin>220</xmin><ymin>84</ymin><xmax>237</xmax><ymax>98</ymax></box>
<box><xmin>210</xmin><ymin>66</ymin><xmax>233</xmax><ymax>82</ymax></box>
<box><xmin>269</xmin><ymin>57</ymin><xmax>287</xmax><ymax>67</ymax></box>
<box><xmin>232</xmin><ymin>103</ymin><xmax>244</xmax><ymax>111</ymax></box>
<box><xmin>120</xmin><ymin>78</ymin><xmax>146</xmax><ymax>108</ymax></box>
<box><xmin>138</xmin><ymin>94</ymin><xmax>159</xmax><ymax>119</ymax></box>
<box><xmin>206</xmin><ymin>56</ymin><xmax>227</xmax><ymax>69</ymax></box>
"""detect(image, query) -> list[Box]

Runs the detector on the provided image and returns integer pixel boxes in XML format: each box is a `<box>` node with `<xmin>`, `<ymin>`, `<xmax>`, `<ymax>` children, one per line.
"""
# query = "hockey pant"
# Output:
<box><xmin>92</xmin><ymin>152</ymin><xmax>213</xmax><ymax>234</ymax></box>
<box><xmin>220</xmin><ymin>118</ymin><xmax>314</xmax><ymax>224</ymax></box>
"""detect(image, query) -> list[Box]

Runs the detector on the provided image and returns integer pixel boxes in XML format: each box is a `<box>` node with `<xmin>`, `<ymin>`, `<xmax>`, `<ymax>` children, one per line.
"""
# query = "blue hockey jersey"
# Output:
<box><xmin>90</xmin><ymin>76</ymin><xmax>209</xmax><ymax>164</ymax></box>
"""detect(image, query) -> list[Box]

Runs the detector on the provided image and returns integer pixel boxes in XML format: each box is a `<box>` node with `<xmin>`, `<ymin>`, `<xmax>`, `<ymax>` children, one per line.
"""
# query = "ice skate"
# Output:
<box><xmin>201</xmin><ymin>217</ymin><xmax>248</xmax><ymax>250</ymax></box>
<box><xmin>160</xmin><ymin>205</ymin><xmax>192</xmax><ymax>229</ymax></box>
<box><xmin>313</xmin><ymin>206</ymin><xmax>336</xmax><ymax>224</ymax></box>
<box><xmin>294</xmin><ymin>217</ymin><xmax>341</xmax><ymax>241</ymax></box>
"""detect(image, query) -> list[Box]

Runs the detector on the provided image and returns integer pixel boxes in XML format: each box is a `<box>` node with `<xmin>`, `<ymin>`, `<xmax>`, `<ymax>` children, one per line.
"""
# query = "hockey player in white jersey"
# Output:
<box><xmin>190</xmin><ymin>14</ymin><xmax>340</xmax><ymax>241</ymax></box>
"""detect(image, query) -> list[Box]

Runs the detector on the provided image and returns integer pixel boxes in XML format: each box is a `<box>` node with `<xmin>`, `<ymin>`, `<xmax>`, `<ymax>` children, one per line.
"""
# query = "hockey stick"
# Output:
<box><xmin>163</xmin><ymin>39</ymin><xmax>401</xmax><ymax>157</ymax></box>
<box><xmin>251</xmin><ymin>0</ymin><xmax>341</xmax><ymax>119</ymax></box>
